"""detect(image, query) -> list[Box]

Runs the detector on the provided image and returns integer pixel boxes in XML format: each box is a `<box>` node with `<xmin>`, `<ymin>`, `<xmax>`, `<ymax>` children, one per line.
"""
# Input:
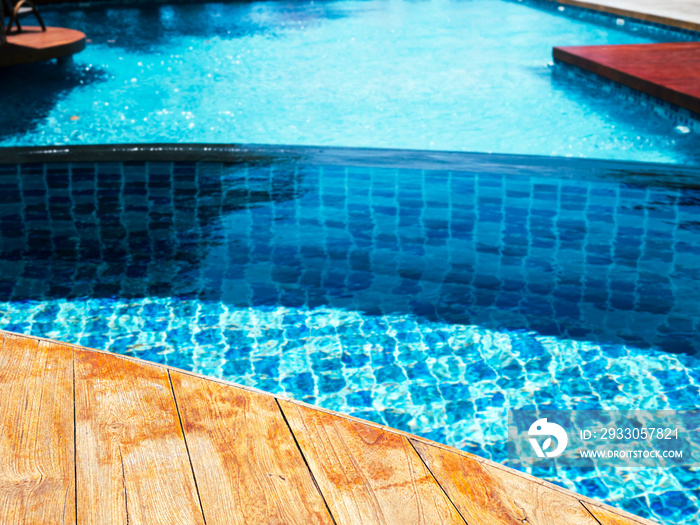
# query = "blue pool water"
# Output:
<box><xmin>3</xmin><ymin>0</ymin><xmax>700</xmax><ymax>520</ymax></box>
<box><xmin>0</xmin><ymin>152</ymin><xmax>699</xmax><ymax>523</ymax></box>
<box><xmin>1</xmin><ymin>0</ymin><xmax>699</xmax><ymax>163</ymax></box>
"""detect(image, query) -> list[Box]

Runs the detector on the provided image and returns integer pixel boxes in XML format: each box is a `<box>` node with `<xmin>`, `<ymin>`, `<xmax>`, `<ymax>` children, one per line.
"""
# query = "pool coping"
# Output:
<box><xmin>545</xmin><ymin>0</ymin><xmax>700</xmax><ymax>34</ymax></box>
<box><xmin>34</xmin><ymin>0</ymin><xmax>700</xmax><ymax>37</ymax></box>
<box><xmin>2</xmin><ymin>143</ymin><xmax>700</xmax><ymax>188</ymax></box>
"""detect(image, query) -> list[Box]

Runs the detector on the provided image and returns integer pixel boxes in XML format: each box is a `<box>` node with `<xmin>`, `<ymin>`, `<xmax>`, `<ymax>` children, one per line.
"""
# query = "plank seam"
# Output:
<box><xmin>580</xmin><ymin>500</ymin><xmax>656</xmax><ymax>525</ymax></box>
<box><xmin>580</xmin><ymin>500</ymin><xmax>605</xmax><ymax>525</ymax></box>
<box><xmin>167</xmin><ymin>370</ymin><xmax>208</xmax><ymax>525</ymax></box>
<box><xmin>118</xmin><ymin>446</ymin><xmax>130</xmax><ymax>525</ymax></box>
<box><xmin>35</xmin><ymin>342</ymin><xmax>48</xmax><ymax>469</ymax></box>
<box><xmin>406</xmin><ymin>438</ymin><xmax>470</xmax><ymax>525</ymax></box>
<box><xmin>72</xmin><ymin>345</ymin><xmax>77</xmax><ymax>525</ymax></box>
<box><xmin>275</xmin><ymin>399</ymin><xmax>338</xmax><ymax>525</ymax></box>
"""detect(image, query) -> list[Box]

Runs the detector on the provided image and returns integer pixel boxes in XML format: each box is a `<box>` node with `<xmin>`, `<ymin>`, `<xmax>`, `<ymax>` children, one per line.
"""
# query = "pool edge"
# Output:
<box><xmin>0</xmin><ymin>328</ymin><xmax>661</xmax><ymax>525</ymax></box>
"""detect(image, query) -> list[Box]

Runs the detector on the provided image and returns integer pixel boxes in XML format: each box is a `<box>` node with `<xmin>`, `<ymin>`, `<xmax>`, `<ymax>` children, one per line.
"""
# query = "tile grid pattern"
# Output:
<box><xmin>1</xmin><ymin>160</ymin><xmax>700</xmax><ymax>522</ymax></box>
<box><xmin>553</xmin><ymin>64</ymin><xmax>700</xmax><ymax>132</ymax></box>
<box><xmin>0</xmin><ymin>161</ymin><xmax>699</xmax><ymax>352</ymax></box>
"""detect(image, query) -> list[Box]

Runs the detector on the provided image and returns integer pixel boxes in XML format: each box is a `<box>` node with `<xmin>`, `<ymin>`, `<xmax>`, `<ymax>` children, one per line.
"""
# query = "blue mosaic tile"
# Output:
<box><xmin>0</xmin><ymin>159</ymin><xmax>698</xmax><ymax>524</ymax></box>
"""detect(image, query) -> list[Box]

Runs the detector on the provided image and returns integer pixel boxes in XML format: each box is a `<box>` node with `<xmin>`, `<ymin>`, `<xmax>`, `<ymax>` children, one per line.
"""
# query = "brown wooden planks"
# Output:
<box><xmin>74</xmin><ymin>349</ymin><xmax>204</xmax><ymax>525</ymax></box>
<box><xmin>279</xmin><ymin>400</ymin><xmax>465</xmax><ymax>525</ymax></box>
<box><xmin>0</xmin><ymin>333</ymin><xmax>75</xmax><ymax>525</ymax></box>
<box><xmin>582</xmin><ymin>502</ymin><xmax>656</xmax><ymax>525</ymax></box>
<box><xmin>170</xmin><ymin>371</ymin><xmax>334</xmax><ymax>525</ymax></box>
<box><xmin>411</xmin><ymin>439</ymin><xmax>600</xmax><ymax>525</ymax></box>
<box><xmin>0</xmin><ymin>328</ymin><xmax>658</xmax><ymax>525</ymax></box>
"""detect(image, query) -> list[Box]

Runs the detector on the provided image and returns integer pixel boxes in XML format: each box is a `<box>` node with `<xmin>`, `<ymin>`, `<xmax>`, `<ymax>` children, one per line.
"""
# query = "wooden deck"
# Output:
<box><xmin>554</xmin><ymin>42</ymin><xmax>700</xmax><ymax>116</ymax></box>
<box><xmin>0</xmin><ymin>26</ymin><xmax>85</xmax><ymax>67</ymax></box>
<box><xmin>0</xmin><ymin>330</ymin><xmax>657</xmax><ymax>524</ymax></box>
<box><xmin>548</xmin><ymin>0</ymin><xmax>700</xmax><ymax>32</ymax></box>
<box><xmin>550</xmin><ymin>0</ymin><xmax>700</xmax><ymax>117</ymax></box>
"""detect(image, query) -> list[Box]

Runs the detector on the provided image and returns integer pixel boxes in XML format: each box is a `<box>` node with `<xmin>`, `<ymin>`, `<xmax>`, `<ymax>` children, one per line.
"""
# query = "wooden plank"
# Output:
<box><xmin>0</xmin><ymin>328</ymin><xmax>660</xmax><ymax>525</ymax></box>
<box><xmin>278</xmin><ymin>399</ymin><xmax>465</xmax><ymax>525</ymax></box>
<box><xmin>170</xmin><ymin>371</ymin><xmax>334</xmax><ymax>525</ymax></box>
<box><xmin>74</xmin><ymin>349</ymin><xmax>204</xmax><ymax>525</ymax></box>
<box><xmin>582</xmin><ymin>502</ymin><xmax>657</xmax><ymax>525</ymax></box>
<box><xmin>0</xmin><ymin>333</ymin><xmax>75</xmax><ymax>525</ymax></box>
<box><xmin>411</xmin><ymin>439</ymin><xmax>601</xmax><ymax>525</ymax></box>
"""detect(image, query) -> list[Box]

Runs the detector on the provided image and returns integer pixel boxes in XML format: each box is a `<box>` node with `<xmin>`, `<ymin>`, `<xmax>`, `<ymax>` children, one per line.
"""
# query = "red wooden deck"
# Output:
<box><xmin>1</xmin><ymin>26</ymin><xmax>85</xmax><ymax>67</ymax></box>
<box><xmin>554</xmin><ymin>42</ymin><xmax>700</xmax><ymax>116</ymax></box>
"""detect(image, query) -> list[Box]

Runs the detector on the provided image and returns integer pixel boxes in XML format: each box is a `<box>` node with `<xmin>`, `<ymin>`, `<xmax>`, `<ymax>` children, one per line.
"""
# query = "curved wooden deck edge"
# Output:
<box><xmin>0</xmin><ymin>329</ymin><xmax>659</xmax><ymax>525</ymax></box>
<box><xmin>0</xmin><ymin>26</ymin><xmax>86</xmax><ymax>67</ymax></box>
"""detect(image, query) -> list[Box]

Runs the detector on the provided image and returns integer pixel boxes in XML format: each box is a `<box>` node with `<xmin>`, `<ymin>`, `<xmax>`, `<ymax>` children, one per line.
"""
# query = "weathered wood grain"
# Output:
<box><xmin>279</xmin><ymin>400</ymin><xmax>465</xmax><ymax>525</ymax></box>
<box><xmin>582</xmin><ymin>502</ymin><xmax>658</xmax><ymax>525</ymax></box>
<box><xmin>74</xmin><ymin>349</ymin><xmax>204</xmax><ymax>525</ymax></box>
<box><xmin>0</xmin><ymin>333</ymin><xmax>75</xmax><ymax>525</ymax></box>
<box><xmin>170</xmin><ymin>371</ymin><xmax>334</xmax><ymax>525</ymax></box>
<box><xmin>0</xmin><ymin>329</ymin><xmax>659</xmax><ymax>525</ymax></box>
<box><xmin>411</xmin><ymin>439</ymin><xmax>600</xmax><ymax>525</ymax></box>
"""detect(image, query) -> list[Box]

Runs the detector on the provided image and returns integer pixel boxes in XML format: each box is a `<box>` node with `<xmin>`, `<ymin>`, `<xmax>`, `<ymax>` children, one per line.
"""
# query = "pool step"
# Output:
<box><xmin>554</xmin><ymin>42</ymin><xmax>700</xmax><ymax>117</ymax></box>
<box><xmin>0</xmin><ymin>330</ymin><xmax>657</xmax><ymax>524</ymax></box>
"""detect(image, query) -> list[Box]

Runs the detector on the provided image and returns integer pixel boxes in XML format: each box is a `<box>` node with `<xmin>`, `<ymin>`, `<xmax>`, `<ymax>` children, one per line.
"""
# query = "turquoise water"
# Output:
<box><xmin>0</xmin><ymin>158</ymin><xmax>699</xmax><ymax>523</ymax></box>
<box><xmin>1</xmin><ymin>0</ymin><xmax>698</xmax><ymax>163</ymax></box>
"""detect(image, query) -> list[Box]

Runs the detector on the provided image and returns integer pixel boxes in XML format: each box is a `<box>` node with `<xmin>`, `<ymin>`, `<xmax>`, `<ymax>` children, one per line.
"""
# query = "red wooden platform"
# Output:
<box><xmin>554</xmin><ymin>42</ymin><xmax>700</xmax><ymax>116</ymax></box>
<box><xmin>1</xmin><ymin>26</ymin><xmax>85</xmax><ymax>67</ymax></box>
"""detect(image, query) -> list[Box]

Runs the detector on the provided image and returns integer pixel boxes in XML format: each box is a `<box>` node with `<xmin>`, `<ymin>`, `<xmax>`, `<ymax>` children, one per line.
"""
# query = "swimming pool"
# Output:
<box><xmin>1</xmin><ymin>145</ymin><xmax>699</xmax><ymax>523</ymax></box>
<box><xmin>1</xmin><ymin>0</ymin><xmax>699</xmax><ymax>163</ymax></box>
<box><xmin>3</xmin><ymin>0</ymin><xmax>700</xmax><ymax>521</ymax></box>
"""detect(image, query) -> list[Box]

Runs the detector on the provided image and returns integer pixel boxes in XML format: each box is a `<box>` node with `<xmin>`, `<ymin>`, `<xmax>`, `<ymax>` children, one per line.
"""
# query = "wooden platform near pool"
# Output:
<box><xmin>0</xmin><ymin>26</ymin><xmax>85</xmax><ymax>67</ymax></box>
<box><xmin>0</xmin><ymin>330</ymin><xmax>656</xmax><ymax>525</ymax></box>
<box><xmin>554</xmin><ymin>42</ymin><xmax>700</xmax><ymax>117</ymax></box>
<box><xmin>549</xmin><ymin>0</ymin><xmax>700</xmax><ymax>32</ymax></box>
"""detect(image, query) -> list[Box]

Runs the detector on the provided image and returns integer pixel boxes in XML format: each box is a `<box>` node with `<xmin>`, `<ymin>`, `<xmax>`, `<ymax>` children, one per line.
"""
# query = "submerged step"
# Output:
<box><xmin>554</xmin><ymin>42</ymin><xmax>700</xmax><ymax>117</ymax></box>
